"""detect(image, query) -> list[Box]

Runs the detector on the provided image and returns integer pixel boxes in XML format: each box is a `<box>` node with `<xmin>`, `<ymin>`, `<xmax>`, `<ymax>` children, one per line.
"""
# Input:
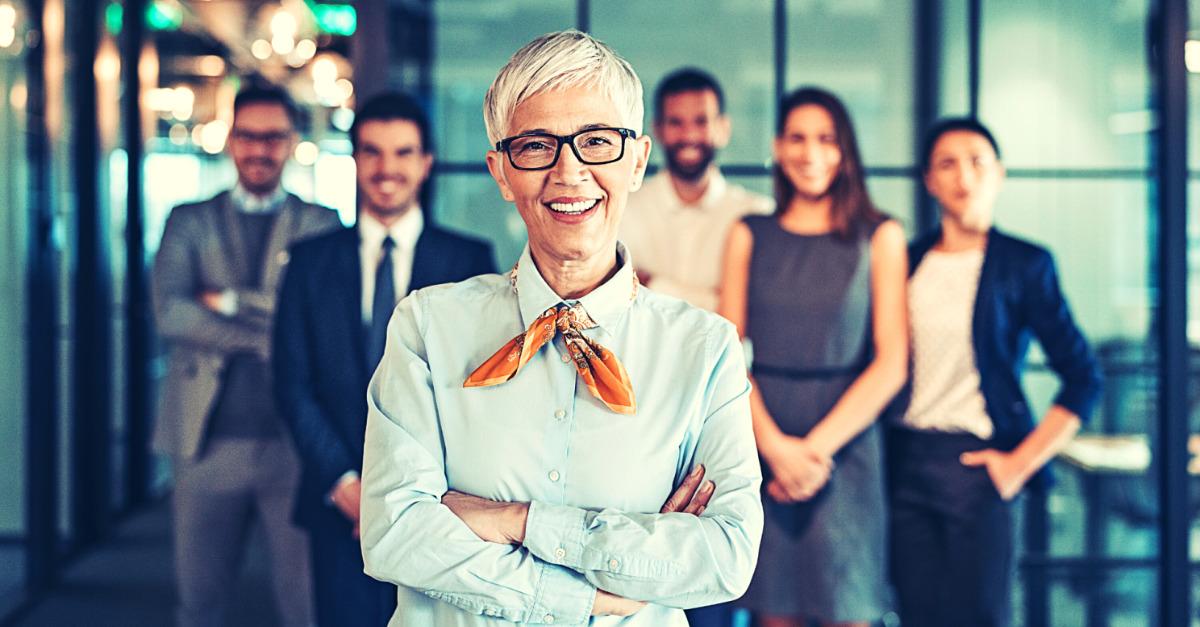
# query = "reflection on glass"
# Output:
<box><xmin>0</xmin><ymin>0</ymin><xmax>27</xmax><ymax>603</ymax></box>
<box><xmin>433</xmin><ymin>173</ymin><xmax>524</xmax><ymax>270</ymax></box>
<box><xmin>980</xmin><ymin>0</ymin><xmax>1149</xmax><ymax>169</ymax></box>
<box><xmin>787</xmin><ymin>0</ymin><xmax>915</xmax><ymax>167</ymax></box>
<box><xmin>432</xmin><ymin>1</ymin><xmax>574</xmax><ymax>163</ymax></box>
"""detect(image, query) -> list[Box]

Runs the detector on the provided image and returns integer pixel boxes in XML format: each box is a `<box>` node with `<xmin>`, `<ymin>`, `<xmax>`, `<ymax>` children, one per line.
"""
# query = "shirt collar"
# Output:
<box><xmin>654</xmin><ymin>169</ymin><xmax>727</xmax><ymax>211</ymax></box>
<box><xmin>358</xmin><ymin>208</ymin><xmax>424</xmax><ymax>251</ymax></box>
<box><xmin>513</xmin><ymin>242</ymin><xmax>637</xmax><ymax>332</ymax></box>
<box><xmin>231</xmin><ymin>183</ymin><xmax>288</xmax><ymax>214</ymax></box>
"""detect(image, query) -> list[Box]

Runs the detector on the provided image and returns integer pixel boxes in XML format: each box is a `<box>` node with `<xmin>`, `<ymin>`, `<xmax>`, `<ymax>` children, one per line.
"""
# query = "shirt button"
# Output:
<box><xmin>561</xmin><ymin>353</ymin><xmax>571</xmax><ymax>363</ymax></box>
<box><xmin>548</xmin><ymin>470</ymin><xmax>560</xmax><ymax>482</ymax></box>
<box><xmin>554</xmin><ymin>409</ymin><xmax>566</xmax><ymax>420</ymax></box>
<box><xmin>609</xmin><ymin>559</ymin><xmax>619</xmax><ymax>569</ymax></box>
<box><xmin>544</xmin><ymin>615</ymin><xmax>554</xmax><ymax>623</ymax></box>
<box><xmin>554</xmin><ymin>547</ymin><xmax>566</xmax><ymax>559</ymax></box>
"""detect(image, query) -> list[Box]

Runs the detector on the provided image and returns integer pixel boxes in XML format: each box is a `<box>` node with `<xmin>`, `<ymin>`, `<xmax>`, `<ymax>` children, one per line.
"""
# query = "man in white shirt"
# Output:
<box><xmin>619</xmin><ymin>68</ymin><xmax>772</xmax><ymax>313</ymax></box>
<box><xmin>273</xmin><ymin>92</ymin><xmax>495</xmax><ymax>627</ymax></box>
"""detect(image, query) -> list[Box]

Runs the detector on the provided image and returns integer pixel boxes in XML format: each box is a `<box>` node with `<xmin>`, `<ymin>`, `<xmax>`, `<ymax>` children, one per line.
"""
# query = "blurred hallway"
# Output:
<box><xmin>9</xmin><ymin>503</ymin><xmax>278</xmax><ymax>627</ymax></box>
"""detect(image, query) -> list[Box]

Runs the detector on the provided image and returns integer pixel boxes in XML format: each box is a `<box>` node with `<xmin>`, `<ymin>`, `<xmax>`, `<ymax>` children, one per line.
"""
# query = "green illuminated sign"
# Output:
<box><xmin>105</xmin><ymin>2</ymin><xmax>123</xmax><ymax>35</ymax></box>
<box><xmin>146</xmin><ymin>1</ymin><xmax>183</xmax><ymax>31</ymax></box>
<box><xmin>313</xmin><ymin>4</ymin><xmax>355</xmax><ymax>37</ymax></box>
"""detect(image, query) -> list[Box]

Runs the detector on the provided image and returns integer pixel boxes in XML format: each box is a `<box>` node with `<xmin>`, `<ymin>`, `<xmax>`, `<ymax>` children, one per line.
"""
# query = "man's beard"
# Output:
<box><xmin>664</xmin><ymin>142</ymin><xmax>716</xmax><ymax>182</ymax></box>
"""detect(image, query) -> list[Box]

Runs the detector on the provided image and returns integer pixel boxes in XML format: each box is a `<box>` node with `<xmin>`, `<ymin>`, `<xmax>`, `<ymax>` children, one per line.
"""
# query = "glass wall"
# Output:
<box><xmin>976</xmin><ymin>0</ymin><xmax>1162</xmax><ymax>624</ymax></box>
<box><xmin>0</xmin><ymin>0</ymin><xmax>30</xmax><ymax>613</ymax></box>
<box><xmin>429</xmin><ymin>0</ymin><xmax>921</xmax><ymax>268</ymax></box>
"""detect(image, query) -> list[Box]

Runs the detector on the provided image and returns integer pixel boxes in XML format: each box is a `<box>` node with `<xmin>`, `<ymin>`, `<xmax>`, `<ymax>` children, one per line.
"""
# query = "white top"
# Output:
<box><xmin>902</xmin><ymin>248</ymin><xmax>995</xmax><ymax>439</ymax></box>
<box><xmin>358</xmin><ymin>208</ymin><xmax>424</xmax><ymax>324</ymax></box>
<box><xmin>619</xmin><ymin>171</ymin><xmax>772</xmax><ymax>312</ymax></box>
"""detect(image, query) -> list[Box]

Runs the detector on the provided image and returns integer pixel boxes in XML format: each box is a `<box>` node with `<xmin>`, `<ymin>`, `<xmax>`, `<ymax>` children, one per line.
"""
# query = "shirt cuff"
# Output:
<box><xmin>527</xmin><ymin>561</ymin><xmax>596</xmax><ymax>625</ymax></box>
<box><xmin>326</xmin><ymin>470</ymin><xmax>360</xmax><ymax>505</ymax></box>
<box><xmin>523</xmin><ymin>500</ymin><xmax>589</xmax><ymax>570</ymax></box>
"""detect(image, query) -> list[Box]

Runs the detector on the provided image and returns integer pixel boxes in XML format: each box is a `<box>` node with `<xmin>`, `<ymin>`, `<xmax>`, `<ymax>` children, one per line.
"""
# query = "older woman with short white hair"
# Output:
<box><xmin>359</xmin><ymin>30</ymin><xmax>763</xmax><ymax>626</ymax></box>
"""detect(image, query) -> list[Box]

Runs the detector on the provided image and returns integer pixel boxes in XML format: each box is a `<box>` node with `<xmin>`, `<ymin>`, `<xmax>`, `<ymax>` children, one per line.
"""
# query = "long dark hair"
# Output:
<box><xmin>773</xmin><ymin>87</ymin><xmax>885</xmax><ymax>239</ymax></box>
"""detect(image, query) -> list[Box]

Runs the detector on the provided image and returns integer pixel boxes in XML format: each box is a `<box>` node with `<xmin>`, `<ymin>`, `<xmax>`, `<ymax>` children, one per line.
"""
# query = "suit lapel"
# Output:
<box><xmin>971</xmin><ymin>227</ymin><xmax>1001</xmax><ymax>364</ymax></box>
<box><xmin>409</xmin><ymin>228</ymin><xmax>440</xmax><ymax>293</ymax></box>
<box><xmin>338</xmin><ymin>227</ymin><xmax>368</xmax><ymax>379</ymax></box>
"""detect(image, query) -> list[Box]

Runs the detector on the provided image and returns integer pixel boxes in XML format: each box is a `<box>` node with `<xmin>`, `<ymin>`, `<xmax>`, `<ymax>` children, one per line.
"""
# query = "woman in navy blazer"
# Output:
<box><xmin>888</xmin><ymin>119</ymin><xmax>1102</xmax><ymax>627</ymax></box>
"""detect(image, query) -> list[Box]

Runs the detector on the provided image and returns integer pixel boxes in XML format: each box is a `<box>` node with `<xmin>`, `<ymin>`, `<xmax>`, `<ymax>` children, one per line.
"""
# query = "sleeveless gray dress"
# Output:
<box><xmin>738</xmin><ymin>214</ymin><xmax>890</xmax><ymax>621</ymax></box>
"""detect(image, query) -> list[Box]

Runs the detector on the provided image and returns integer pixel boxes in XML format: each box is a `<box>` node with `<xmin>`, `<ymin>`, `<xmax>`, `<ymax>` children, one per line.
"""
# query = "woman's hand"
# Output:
<box><xmin>760</xmin><ymin>434</ymin><xmax>833</xmax><ymax>503</ymax></box>
<box><xmin>960</xmin><ymin>449</ymin><xmax>1025</xmax><ymax>501</ymax></box>
<box><xmin>591</xmin><ymin>589</ymin><xmax>647</xmax><ymax>616</ymax></box>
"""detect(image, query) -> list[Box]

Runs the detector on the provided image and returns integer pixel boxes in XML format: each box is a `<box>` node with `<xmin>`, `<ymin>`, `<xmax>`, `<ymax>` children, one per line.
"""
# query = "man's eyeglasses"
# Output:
<box><xmin>496</xmin><ymin>127</ymin><xmax>637</xmax><ymax>171</ymax></box>
<box><xmin>230</xmin><ymin>129</ymin><xmax>293</xmax><ymax>147</ymax></box>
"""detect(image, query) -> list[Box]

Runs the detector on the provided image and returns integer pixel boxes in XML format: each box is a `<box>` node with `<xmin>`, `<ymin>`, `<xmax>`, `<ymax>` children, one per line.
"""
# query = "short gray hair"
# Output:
<box><xmin>483</xmin><ymin>30</ymin><xmax>644</xmax><ymax>146</ymax></box>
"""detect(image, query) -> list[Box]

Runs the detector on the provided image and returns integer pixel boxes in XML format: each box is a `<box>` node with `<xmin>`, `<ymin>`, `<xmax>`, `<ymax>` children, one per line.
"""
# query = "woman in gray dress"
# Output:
<box><xmin>718</xmin><ymin>87</ymin><xmax>908</xmax><ymax>627</ymax></box>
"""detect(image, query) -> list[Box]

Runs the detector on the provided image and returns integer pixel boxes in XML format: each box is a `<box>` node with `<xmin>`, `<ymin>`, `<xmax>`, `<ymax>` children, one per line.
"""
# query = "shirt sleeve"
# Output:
<box><xmin>359</xmin><ymin>290</ymin><xmax>597</xmax><ymax>625</ymax></box>
<box><xmin>520</xmin><ymin>323</ymin><xmax>764</xmax><ymax>608</ymax></box>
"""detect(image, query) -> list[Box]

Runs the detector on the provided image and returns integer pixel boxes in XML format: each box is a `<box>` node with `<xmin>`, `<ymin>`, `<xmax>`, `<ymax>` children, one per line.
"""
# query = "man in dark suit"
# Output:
<box><xmin>273</xmin><ymin>91</ymin><xmax>496</xmax><ymax>627</ymax></box>
<box><xmin>153</xmin><ymin>84</ymin><xmax>341</xmax><ymax>627</ymax></box>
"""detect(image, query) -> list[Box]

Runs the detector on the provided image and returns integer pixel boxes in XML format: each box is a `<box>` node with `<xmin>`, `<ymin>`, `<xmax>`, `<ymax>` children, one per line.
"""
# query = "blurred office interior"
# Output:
<box><xmin>0</xmin><ymin>0</ymin><xmax>1197</xmax><ymax>625</ymax></box>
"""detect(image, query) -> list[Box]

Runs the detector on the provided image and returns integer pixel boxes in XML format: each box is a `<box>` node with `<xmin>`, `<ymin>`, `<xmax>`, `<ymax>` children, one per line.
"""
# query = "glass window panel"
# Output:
<box><xmin>432</xmin><ymin>173</ymin><xmax>524</xmax><ymax>270</ymax></box>
<box><xmin>867</xmin><ymin>176</ymin><xmax>916</xmax><ymax>235</ymax></box>
<box><xmin>590</xmin><ymin>0</ymin><xmax>774</xmax><ymax>168</ymax></box>
<box><xmin>432</xmin><ymin>1</ymin><xmax>575</xmax><ymax>164</ymax></box>
<box><xmin>1022</xmin><ymin>570</ymin><xmax>1158</xmax><ymax>626</ymax></box>
<box><xmin>992</xmin><ymin>180</ymin><xmax>1160</xmax><ymax>617</ymax></box>
<box><xmin>979</xmin><ymin>0</ymin><xmax>1150</xmax><ymax>170</ymax></box>
<box><xmin>0</xmin><ymin>0</ymin><xmax>28</xmax><ymax>605</ymax></box>
<box><xmin>787</xmin><ymin>0</ymin><xmax>916</xmax><ymax>168</ymax></box>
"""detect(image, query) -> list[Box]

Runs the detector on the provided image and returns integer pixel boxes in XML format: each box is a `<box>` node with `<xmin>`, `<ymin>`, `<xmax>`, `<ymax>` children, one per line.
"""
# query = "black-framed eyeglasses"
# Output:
<box><xmin>496</xmin><ymin>127</ymin><xmax>637</xmax><ymax>171</ymax></box>
<box><xmin>230</xmin><ymin>129</ymin><xmax>294</xmax><ymax>147</ymax></box>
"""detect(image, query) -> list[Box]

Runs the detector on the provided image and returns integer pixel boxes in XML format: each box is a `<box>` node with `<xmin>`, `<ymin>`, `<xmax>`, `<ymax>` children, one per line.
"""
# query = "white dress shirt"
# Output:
<box><xmin>359</xmin><ymin>208</ymin><xmax>424</xmax><ymax>325</ymax></box>
<box><xmin>231</xmin><ymin>182</ymin><xmax>288</xmax><ymax>214</ymax></box>
<box><xmin>619</xmin><ymin>171</ymin><xmax>773</xmax><ymax>311</ymax></box>
<box><xmin>903</xmin><ymin>248</ymin><xmax>995</xmax><ymax>439</ymax></box>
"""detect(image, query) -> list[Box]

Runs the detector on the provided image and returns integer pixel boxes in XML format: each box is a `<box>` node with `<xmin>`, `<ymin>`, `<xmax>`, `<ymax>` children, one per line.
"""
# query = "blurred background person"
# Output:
<box><xmin>719</xmin><ymin>87</ymin><xmax>908</xmax><ymax>627</ymax></box>
<box><xmin>619</xmin><ymin>67</ymin><xmax>772</xmax><ymax>314</ymax></box>
<box><xmin>273</xmin><ymin>90</ymin><xmax>494</xmax><ymax>627</ymax></box>
<box><xmin>151</xmin><ymin>84</ymin><xmax>340</xmax><ymax>627</ymax></box>
<box><xmin>887</xmin><ymin>118</ymin><xmax>1102</xmax><ymax>627</ymax></box>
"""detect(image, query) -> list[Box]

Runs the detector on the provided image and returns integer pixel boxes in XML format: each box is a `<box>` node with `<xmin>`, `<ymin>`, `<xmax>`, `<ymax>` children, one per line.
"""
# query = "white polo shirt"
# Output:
<box><xmin>619</xmin><ymin>171</ymin><xmax>773</xmax><ymax>312</ymax></box>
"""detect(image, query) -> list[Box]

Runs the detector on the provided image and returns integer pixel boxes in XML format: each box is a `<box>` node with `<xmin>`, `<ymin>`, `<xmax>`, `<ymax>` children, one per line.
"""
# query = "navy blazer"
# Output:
<box><xmin>898</xmin><ymin>227</ymin><xmax>1102</xmax><ymax>451</ymax></box>
<box><xmin>273</xmin><ymin>223</ymin><xmax>496</xmax><ymax>527</ymax></box>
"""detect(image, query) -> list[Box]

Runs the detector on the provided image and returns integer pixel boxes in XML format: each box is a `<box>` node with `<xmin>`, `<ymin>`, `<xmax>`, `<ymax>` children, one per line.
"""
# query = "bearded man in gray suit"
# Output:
<box><xmin>152</xmin><ymin>84</ymin><xmax>340</xmax><ymax>627</ymax></box>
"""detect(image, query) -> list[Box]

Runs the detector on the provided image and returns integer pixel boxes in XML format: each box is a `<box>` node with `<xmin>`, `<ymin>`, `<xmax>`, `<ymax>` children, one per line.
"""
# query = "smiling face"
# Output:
<box><xmin>486</xmin><ymin>85</ymin><xmax>652</xmax><ymax>268</ymax></box>
<box><xmin>774</xmin><ymin>103</ymin><xmax>842</xmax><ymax>201</ymax></box>
<box><xmin>655</xmin><ymin>89</ymin><xmax>729</xmax><ymax>181</ymax></box>
<box><xmin>354</xmin><ymin>118</ymin><xmax>433</xmax><ymax>224</ymax></box>
<box><xmin>924</xmin><ymin>129</ymin><xmax>1004</xmax><ymax>230</ymax></box>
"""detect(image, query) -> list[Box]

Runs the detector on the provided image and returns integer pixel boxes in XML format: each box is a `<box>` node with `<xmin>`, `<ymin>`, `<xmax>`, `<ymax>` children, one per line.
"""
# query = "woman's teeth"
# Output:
<box><xmin>547</xmin><ymin>199</ymin><xmax>598</xmax><ymax>214</ymax></box>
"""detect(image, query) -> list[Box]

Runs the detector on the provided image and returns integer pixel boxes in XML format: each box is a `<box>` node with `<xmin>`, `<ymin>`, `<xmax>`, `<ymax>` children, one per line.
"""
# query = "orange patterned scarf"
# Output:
<box><xmin>463</xmin><ymin>264</ymin><xmax>637</xmax><ymax>414</ymax></box>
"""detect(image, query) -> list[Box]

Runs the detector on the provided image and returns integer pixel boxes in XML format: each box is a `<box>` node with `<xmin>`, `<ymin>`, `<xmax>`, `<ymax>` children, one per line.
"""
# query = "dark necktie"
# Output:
<box><xmin>367</xmin><ymin>236</ymin><xmax>396</xmax><ymax>373</ymax></box>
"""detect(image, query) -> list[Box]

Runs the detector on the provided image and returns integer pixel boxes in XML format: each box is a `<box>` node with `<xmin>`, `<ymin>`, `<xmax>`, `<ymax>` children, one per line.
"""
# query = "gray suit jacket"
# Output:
<box><xmin>152</xmin><ymin>190</ymin><xmax>341</xmax><ymax>459</ymax></box>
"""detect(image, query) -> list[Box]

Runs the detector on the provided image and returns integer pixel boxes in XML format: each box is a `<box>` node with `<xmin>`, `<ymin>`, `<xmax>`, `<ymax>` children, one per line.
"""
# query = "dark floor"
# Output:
<box><xmin>12</xmin><ymin>502</ymin><xmax>279</xmax><ymax>627</ymax></box>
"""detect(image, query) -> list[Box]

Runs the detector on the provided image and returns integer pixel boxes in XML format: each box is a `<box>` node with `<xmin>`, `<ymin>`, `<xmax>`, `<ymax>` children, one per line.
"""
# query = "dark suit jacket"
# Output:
<box><xmin>896</xmin><ymin>227</ymin><xmax>1102</xmax><ymax>452</ymax></box>
<box><xmin>273</xmin><ymin>223</ymin><xmax>496</xmax><ymax>528</ymax></box>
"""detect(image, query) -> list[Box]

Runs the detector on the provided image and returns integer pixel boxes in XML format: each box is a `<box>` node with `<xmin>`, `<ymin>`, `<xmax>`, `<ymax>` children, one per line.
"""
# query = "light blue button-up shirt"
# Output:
<box><xmin>361</xmin><ymin>243</ymin><xmax>763</xmax><ymax>626</ymax></box>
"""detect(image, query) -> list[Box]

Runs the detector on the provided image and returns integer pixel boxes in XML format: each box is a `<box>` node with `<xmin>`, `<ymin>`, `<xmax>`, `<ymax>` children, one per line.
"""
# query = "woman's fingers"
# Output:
<box><xmin>682</xmin><ymin>481</ymin><xmax>715</xmax><ymax>515</ymax></box>
<box><xmin>660</xmin><ymin>465</ymin><xmax>706</xmax><ymax>513</ymax></box>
